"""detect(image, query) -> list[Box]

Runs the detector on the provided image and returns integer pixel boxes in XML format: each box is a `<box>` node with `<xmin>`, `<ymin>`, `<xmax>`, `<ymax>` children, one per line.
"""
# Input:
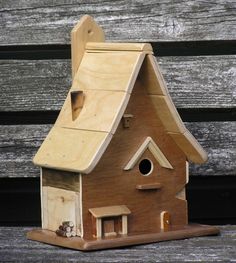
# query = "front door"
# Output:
<box><xmin>102</xmin><ymin>216</ymin><xmax>122</xmax><ymax>237</ymax></box>
<box><xmin>160</xmin><ymin>211</ymin><xmax>171</xmax><ymax>231</ymax></box>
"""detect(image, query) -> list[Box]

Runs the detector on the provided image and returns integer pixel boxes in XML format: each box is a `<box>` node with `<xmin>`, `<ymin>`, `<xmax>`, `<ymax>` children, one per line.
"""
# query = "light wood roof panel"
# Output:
<box><xmin>72</xmin><ymin>51</ymin><xmax>145</xmax><ymax>93</ymax></box>
<box><xmin>33</xmin><ymin>127</ymin><xmax>112</xmax><ymax>173</ymax></box>
<box><xmin>55</xmin><ymin>90</ymin><xmax>129</xmax><ymax>133</ymax></box>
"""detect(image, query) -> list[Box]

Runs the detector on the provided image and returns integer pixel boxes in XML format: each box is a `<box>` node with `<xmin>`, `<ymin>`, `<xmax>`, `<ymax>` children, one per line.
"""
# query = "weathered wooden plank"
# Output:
<box><xmin>0</xmin><ymin>122</ymin><xmax>235</xmax><ymax>178</ymax></box>
<box><xmin>1</xmin><ymin>1</ymin><xmax>236</xmax><ymax>45</ymax></box>
<box><xmin>186</xmin><ymin>122</ymin><xmax>236</xmax><ymax>176</ymax></box>
<box><xmin>0</xmin><ymin>60</ymin><xmax>71</xmax><ymax>111</ymax></box>
<box><xmin>1</xmin><ymin>55</ymin><xmax>236</xmax><ymax>111</ymax></box>
<box><xmin>0</xmin><ymin>226</ymin><xmax>235</xmax><ymax>262</ymax></box>
<box><xmin>0</xmin><ymin>125</ymin><xmax>52</xmax><ymax>178</ymax></box>
<box><xmin>158</xmin><ymin>56</ymin><xmax>236</xmax><ymax>108</ymax></box>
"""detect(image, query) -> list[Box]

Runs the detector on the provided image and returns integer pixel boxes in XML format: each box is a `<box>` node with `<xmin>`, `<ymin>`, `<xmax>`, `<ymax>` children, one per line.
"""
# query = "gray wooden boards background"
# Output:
<box><xmin>0</xmin><ymin>1</ymin><xmax>236</xmax><ymax>226</ymax></box>
<box><xmin>1</xmin><ymin>122</ymin><xmax>235</xmax><ymax>178</ymax></box>
<box><xmin>0</xmin><ymin>226</ymin><xmax>235</xmax><ymax>262</ymax></box>
<box><xmin>1</xmin><ymin>0</ymin><xmax>236</xmax><ymax>44</ymax></box>
<box><xmin>1</xmin><ymin>56</ymin><xmax>236</xmax><ymax>111</ymax></box>
<box><xmin>0</xmin><ymin>57</ymin><xmax>235</xmax><ymax>178</ymax></box>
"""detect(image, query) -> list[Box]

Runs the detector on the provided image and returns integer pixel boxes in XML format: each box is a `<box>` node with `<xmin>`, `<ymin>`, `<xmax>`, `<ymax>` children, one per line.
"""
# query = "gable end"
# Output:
<box><xmin>124</xmin><ymin>137</ymin><xmax>173</xmax><ymax>170</ymax></box>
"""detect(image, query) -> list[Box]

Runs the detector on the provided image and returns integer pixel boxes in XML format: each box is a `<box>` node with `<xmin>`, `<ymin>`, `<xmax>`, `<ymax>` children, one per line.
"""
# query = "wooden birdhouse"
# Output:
<box><xmin>27</xmin><ymin>15</ymin><xmax>219</xmax><ymax>250</ymax></box>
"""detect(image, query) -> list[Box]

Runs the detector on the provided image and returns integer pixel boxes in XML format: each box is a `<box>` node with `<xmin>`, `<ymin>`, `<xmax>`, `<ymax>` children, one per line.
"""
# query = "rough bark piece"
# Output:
<box><xmin>1</xmin><ymin>55</ymin><xmax>235</xmax><ymax>111</ymax></box>
<box><xmin>1</xmin><ymin>1</ymin><xmax>236</xmax><ymax>45</ymax></box>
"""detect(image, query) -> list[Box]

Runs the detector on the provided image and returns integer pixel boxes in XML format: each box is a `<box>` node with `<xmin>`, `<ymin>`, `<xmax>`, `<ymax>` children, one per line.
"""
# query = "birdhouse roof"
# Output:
<box><xmin>33</xmin><ymin>16</ymin><xmax>207</xmax><ymax>174</ymax></box>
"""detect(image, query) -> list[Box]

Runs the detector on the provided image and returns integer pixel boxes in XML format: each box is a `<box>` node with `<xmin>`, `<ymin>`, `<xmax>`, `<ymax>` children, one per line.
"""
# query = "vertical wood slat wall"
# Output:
<box><xmin>0</xmin><ymin>1</ymin><xmax>235</xmax><ymax>225</ymax></box>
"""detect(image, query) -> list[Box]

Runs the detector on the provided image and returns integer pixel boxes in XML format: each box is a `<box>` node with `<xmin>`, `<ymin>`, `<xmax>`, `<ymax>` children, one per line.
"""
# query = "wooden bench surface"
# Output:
<box><xmin>0</xmin><ymin>225</ymin><xmax>235</xmax><ymax>262</ymax></box>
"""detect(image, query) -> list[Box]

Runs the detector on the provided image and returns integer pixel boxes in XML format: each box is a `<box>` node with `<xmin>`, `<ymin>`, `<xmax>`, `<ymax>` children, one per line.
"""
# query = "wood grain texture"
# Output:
<box><xmin>72</xmin><ymin>51</ymin><xmax>145</xmax><ymax>93</ymax></box>
<box><xmin>86</xmin><ymin>42</ymin><xmax>153</xmax><ymax>52</ymax></box>
<box><xmin>27</xmin><ymin>224</ymin><xmax>219</xmax><ymax>251</ymax></box>
<box><xmin>1</xmin><ymin>1</ymin><xmax>236</xmax><ymax>45</ymax></box>
<box><xmin>42</xmin><ymin>186</ymin><xmax>79</xmax><ymax>232</ymax></box>
<box><xmin>0</xmin><ymin>60</ymin><xmax>71</xmax><ymax>111</ymax></box>
<box><xmin>81</xmin><ymin>81</ymin><xmax>188</xmax><ymax>239</ymax></box>
<box><xmin>89</xmin><ymin>205</ymin><xmax>131</xmax><ymax>218</ymax></box>
<box><xmin>33</xmin><ymin>126</ymin><xmax>111</xmax><ymax>173</ymax></box>
<box><xmin>42</xmin><ymin>168</ymin><xmax>80</xmax><ymax>192</ymax></box>
<box><xmin>0</xmin><ymin>125</ymin><xmax>51</xmax><ymax>178</ymax></box>
<box><xmin>0</xmin><ymin>122</ymin><xmax>235</xmax><ymax>178</ymax></box>
<box><xmin>71</xmin><ymin>15</ymin><xmax>105</xmax><ymax>78</ymax></box>
<box><xmin>186</xmin><ymin>122</ymin><xmax>236</xmax><ymax>176</ymax></box>
<box><xmin>1</xmin><ymin>55</ymin><xmax>235</xmax><ymax>111</ymax></box>
<box><xmin>56</xmin><ymin>90</ymin><xmax>129</xmax><ymax>133</ymax></box>
<box><xmin>0</xmin><ymin>225</ymin><xmax>234</xmax><ymax>262</ymax></box>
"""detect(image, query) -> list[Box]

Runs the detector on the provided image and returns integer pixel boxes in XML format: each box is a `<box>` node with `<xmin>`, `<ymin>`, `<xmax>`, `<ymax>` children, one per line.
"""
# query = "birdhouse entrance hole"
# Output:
<box><xmin>139</xmin><ymin>159</ymin><xmax>153</xmax><ymax>176</ymax></box>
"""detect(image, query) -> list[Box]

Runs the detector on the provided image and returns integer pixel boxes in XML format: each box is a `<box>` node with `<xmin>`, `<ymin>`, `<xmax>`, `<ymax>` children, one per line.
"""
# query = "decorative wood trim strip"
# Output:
<box><xmin>124</xmin><ymin>136</ymin><xmax>173</xmax><ymax>170</ymax></box>
<box><xmin>136</xmin><ymin>183</ymin><xmax>162</xmax><ymax>190</ymax></box>
<box><xmin>121</xmin><ymin>215</ymin><xmax>128</xmax><ymax>235</ymax></box>
<box><xmin>168</xmin><ymin>130</ymin><xmax>208</xmax><ymax>164</ymax></box>
<box><xmin>176</xmin><ymin>188</ymin><xmax>186</xmax><ymax>200</ymax></box>
<box><xmin>40</xmin><ymin>168</ymin><xmax>44</xmax><ymax>228</ymax></box>
<box><xmin>41</xmin><ymin>175</ymin><xmax>49</xmax><ymax>229</ymax></box>
<box><xmin>89</xmin><ymin>205</ymin><xmax>131</xmax><ymax>218</ymax></box>
<box><xmin>86</xmin><ymin>42</ymin><xmax>153</xmax><ymax>52</ymax></box>
<box><xmin>96</xmin><ymin>218</ymin><xmax>102</xmax><ymax>238</ymax></box>
<box><xmin>186</xmin><ymin>161</ymin><xmax>189</xmax><ymax>184</ymax></box>
<box><xmin>79</xmin><ymin>174</ymin><xmax>84</xmax><ymax>238</ymax></box>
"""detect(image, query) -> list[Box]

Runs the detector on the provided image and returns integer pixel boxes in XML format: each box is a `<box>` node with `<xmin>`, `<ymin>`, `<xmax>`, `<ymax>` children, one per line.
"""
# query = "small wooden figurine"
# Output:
<box><xmin>27</xmin><ymin>15</ymin><xmax>219</xmax><ymax>250</ymax></box>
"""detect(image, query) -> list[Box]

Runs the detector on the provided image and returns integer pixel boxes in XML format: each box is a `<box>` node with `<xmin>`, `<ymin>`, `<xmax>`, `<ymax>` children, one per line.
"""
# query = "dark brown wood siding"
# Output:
<box><xmin>82</xmin><ymin>80</ymin><xmax>187</xmax><ymax>239</ymax></box>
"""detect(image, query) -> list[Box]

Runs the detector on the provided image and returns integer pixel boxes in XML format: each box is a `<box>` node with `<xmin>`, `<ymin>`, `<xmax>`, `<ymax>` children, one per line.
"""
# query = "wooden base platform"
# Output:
<box><xmin>27</xmin><ymin>224</ymin><xmax>219</xmax><ymax>251</ymax></box>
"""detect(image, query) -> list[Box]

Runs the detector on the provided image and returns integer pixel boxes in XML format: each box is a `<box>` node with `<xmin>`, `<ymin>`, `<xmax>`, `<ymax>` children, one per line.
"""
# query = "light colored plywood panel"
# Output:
<box><xmin>121</xmin><ymin>215</ymin><xmax>128</xmax><ymax>235</ymax></box>
<box><xmin>186</xmin><ymin>161</ymin><xmax>189</xmax><ymax>184</ymax></box>
<box><xmin>72</xmin><ymin>51</ymin><xmax>145</xmax><ymax>93</ymax></box>
<box><xmin>33</xmin><ymin>127</ymin><xmax>112</xmax><ymax>173</ymax></box>
<box><xmin>139</xmin><ymin>55</ymin><xmax>167</xmax><ymax>95</ymax></box>
<box><xmin>43</xmin><ymin>186</ymin><xmax>79</xmax><ymax>232</ymax></box>
<box><xmin>96</xmin><ymin>218</ymin><xmax>102</xmax><ymax>238</ymax></box>
<box><xmin>55</xmin><ymin>89</ymin><xmax>129</xmax><ymax>134</ymax></box>
<box><xmin>41</xmin><ymin>174</ymin><xmax>48</xmax><ymax>229</ymax></box>
<box><xmin>150</xmin><ymin>95</ymin><xmax>186</xmax><ymax>133</ymax></box>
<box><xmin>86</xmin><ymin>42</ymin><xmax>153</xmax><ymax>52</ymax></box>
<box><xmin>168</xmin><ymin>130</ymin><xmax>208</xmax><ymax>164</ymax></box>
<box><xmin>71</xmin><ymin>15</ymin><xmax>105</xmax><ymax>79</ymax></box>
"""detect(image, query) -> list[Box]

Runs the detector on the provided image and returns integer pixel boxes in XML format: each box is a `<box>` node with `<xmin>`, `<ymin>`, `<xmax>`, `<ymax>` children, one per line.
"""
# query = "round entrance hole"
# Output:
<box><xmin>139</xmin><ymin>159</ymin><xmax>153</xmax><ymax>176</ymax></box>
